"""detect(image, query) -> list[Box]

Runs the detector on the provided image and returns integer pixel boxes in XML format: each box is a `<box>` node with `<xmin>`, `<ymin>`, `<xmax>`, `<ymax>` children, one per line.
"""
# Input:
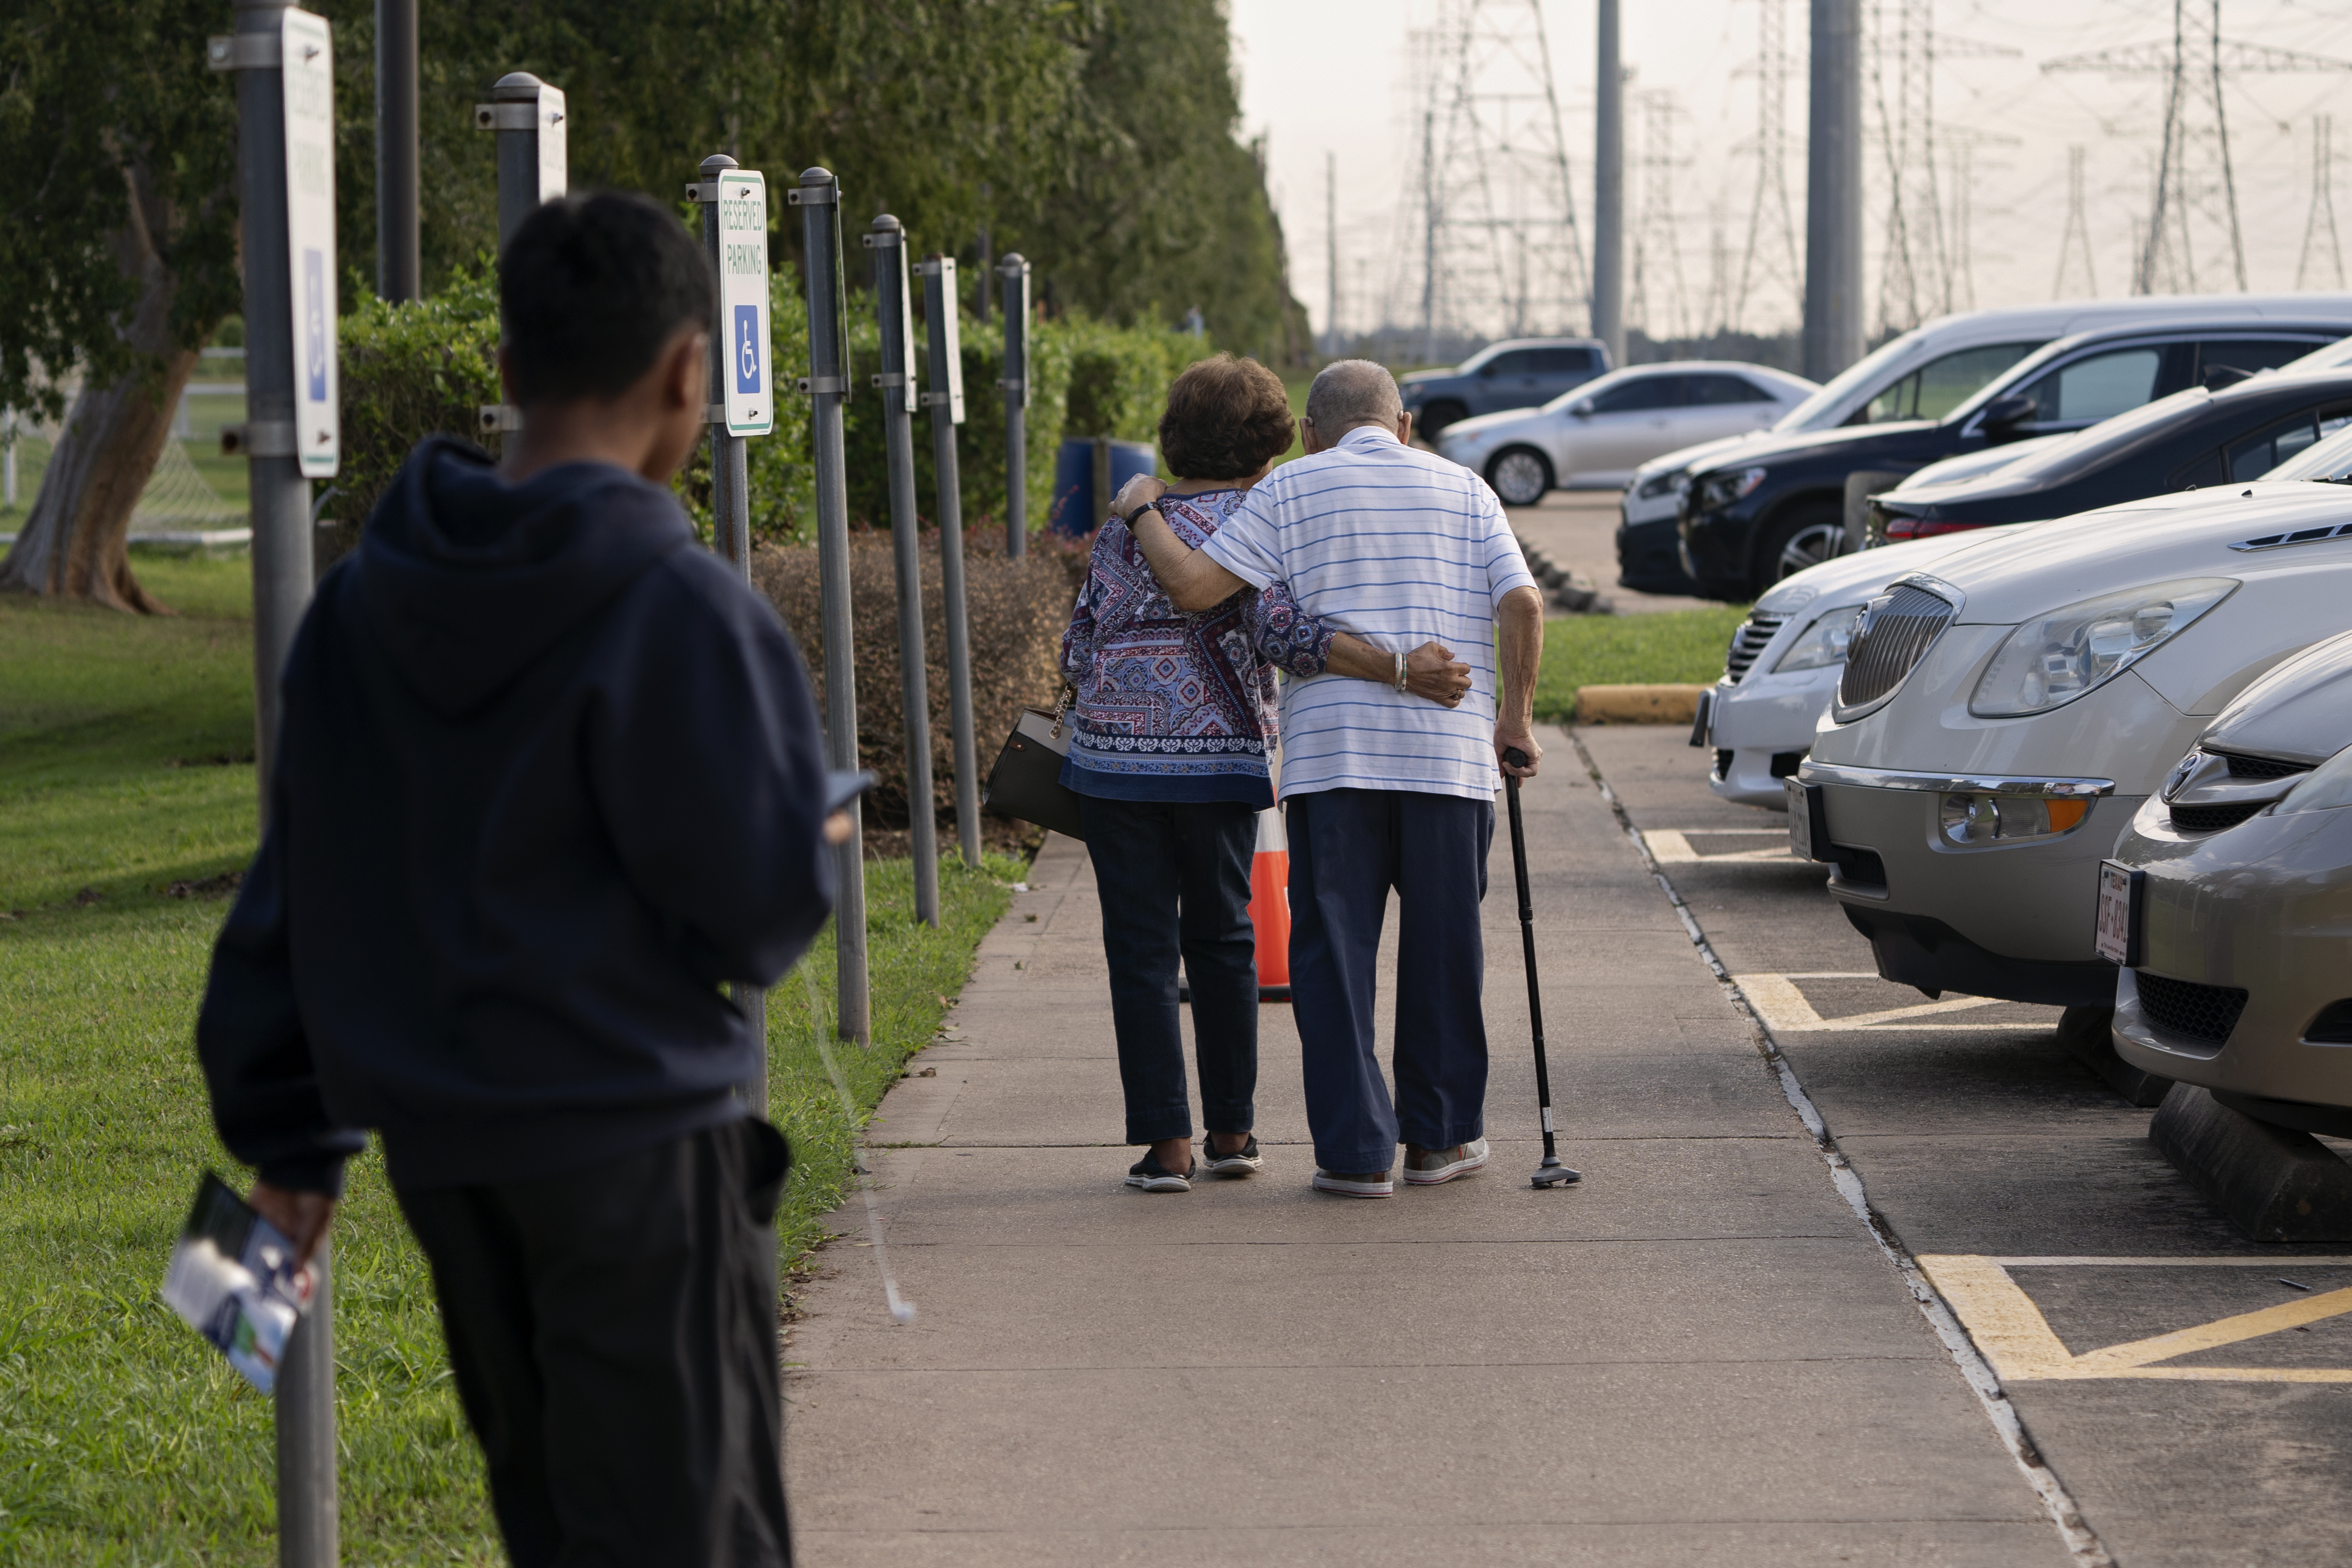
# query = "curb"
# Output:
<box><xmin>1574</xmin><ymin>683</ymin><xmax>1708</xmax><ymax>724</ymax></box>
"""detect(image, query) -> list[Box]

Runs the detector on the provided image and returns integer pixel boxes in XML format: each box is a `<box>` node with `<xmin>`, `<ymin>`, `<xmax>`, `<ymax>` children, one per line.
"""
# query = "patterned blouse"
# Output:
<box><xmin>1058</xmin><ymin>486</ymin><xmax>1338</xmax><ymax>808</ymax></box>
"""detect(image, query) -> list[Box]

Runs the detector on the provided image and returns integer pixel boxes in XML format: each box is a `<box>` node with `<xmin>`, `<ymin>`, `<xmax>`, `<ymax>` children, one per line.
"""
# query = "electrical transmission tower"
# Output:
<box><xmin>2045</xmin><ymin>1</ymin><xmax>2352</xmax><ymax>294</ymax></box>
<box><xmin>2054</xmin><ymin>144</ymin><xmax>2100</xmax><ymax>297</ymax></box>
<box><xmin>1732</xmin><ymin>0</ymin><xmax>1802</xmax><ymax>334</ymax></box>
<box><xmin>1408</xmin><ymin>0</ymin><xmax>1590</xmax><ymax>355</ymax></box>
<box><xmin>2300</xmin><ymin>116</ymin><xmax>2345</xmax><ymax>291</ymax></box>
<box><xmin>1629</xmin><ymin>90</ymin><xmax>1694</xmax><ymax>342</ymax></box>
<box><xmin>1868</xmin><ymin>1</ymin><xmax>2019</xmax><ymax>335</ymax></box>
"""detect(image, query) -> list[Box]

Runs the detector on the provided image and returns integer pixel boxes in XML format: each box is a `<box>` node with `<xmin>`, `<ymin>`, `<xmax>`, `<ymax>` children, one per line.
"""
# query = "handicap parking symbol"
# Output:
<box><xmin>734</xmin><ymin>305</ymin><xmax>762</xmax><ymax>396</ymax></box>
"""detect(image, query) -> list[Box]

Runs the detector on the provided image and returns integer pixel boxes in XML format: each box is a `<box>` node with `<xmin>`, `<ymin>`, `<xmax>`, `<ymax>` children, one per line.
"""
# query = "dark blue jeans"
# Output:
<box><xmin>1288</xmin><ymin>788</ymin><xmax>1494</xmax><ymax>1173</ymax></box>
<box><xmin>1078</xmin><ymin>794</ymin><xmax>1259</xmax><ymax>1145</ymax></box>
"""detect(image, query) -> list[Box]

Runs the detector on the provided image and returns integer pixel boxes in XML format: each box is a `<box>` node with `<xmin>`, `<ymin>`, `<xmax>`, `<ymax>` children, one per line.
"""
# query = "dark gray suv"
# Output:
<box><xmin>1398</xmin><ymin>338</ymin><xmax>1611</xmax><ymax>437</ymax></box>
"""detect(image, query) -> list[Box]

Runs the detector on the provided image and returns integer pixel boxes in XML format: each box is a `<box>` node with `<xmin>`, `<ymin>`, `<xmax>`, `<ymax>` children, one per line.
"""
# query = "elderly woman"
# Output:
<box><xmin>1060</xmin><ymin>353</ymin><xmax>1469</xmax><ymax>1192</ymax></box>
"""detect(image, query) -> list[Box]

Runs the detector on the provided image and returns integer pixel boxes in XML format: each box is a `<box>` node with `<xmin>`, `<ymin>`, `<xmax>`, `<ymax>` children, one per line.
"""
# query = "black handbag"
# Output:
<box><xmin>983</xmin><ymin>686</ymin><xmax>1086</xmax><ymax>841</ymax></box>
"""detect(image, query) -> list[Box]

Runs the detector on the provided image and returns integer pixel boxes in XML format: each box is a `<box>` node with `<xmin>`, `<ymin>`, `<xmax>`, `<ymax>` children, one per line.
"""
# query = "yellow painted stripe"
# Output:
<box><xmin>1917</xmin><ymin>1254</ymin><xmax>2081</xmax><ymax>1380</ymax></box>
<box><xmin>2068</xmin><ymin>1285</ymin><xmax>2352</xmax><ymax>1373</ymax></box>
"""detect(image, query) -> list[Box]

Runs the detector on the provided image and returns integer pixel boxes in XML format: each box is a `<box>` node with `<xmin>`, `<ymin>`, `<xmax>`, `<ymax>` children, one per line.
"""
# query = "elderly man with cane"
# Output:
<box><xmin>1115</xmin><ymin>359</ymin><xmax>1545</xmax><ymax>1197</ymax></box>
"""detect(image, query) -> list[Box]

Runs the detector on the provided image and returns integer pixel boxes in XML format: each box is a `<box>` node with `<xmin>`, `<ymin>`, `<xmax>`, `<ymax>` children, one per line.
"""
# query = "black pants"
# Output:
<box><xmin>1078</xmin><ymin>794</ymin><xmax>1259</xmax><ymax>1145</ymax></box>
<box><xmin>396</xmin><ymin>1119</ymin><xmax>794</xmax><ymax>1568</ymax></box>
<box><xmin>1288</xmin><ymin>788</ymin><xmax>1493</xmax><ymax>1173</ymax></box>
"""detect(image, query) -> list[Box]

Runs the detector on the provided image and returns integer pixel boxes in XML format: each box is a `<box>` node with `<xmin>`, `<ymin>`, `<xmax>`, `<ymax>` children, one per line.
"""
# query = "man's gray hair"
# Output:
<box><xmin>1305</xmin><ymin>359</ymin><xmax>1403</xmax><ymax>433</ymax></box>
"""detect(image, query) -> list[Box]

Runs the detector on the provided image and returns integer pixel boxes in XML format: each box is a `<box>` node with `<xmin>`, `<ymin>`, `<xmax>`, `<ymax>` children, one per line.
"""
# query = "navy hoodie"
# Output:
<box><xmin>196</xmin><ymin>438</ymin><xmax>835</xmax><ymax>1194</ymax></box>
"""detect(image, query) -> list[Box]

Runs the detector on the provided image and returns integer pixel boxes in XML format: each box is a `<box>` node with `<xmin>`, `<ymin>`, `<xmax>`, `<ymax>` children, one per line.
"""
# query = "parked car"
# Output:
<box><xmin>1435</xmin><ymin>361</ymin><xmax>1815</xmax><ymax>505</ymax></box>
<box><xmin>2104</xmin><ymin>631</ymin><xmax>2352</xmax><ymax>1122</ymax></box>
<box><xmin>1618</xmin><ymin>295</ymin><xmax>2352</xmax><ymax>595</ymax></box>
<box><xmin>1789</xmin><ymin>482</ymin><xmax>2352</xmax><ymax>1007</ymax></box>
<box><xmin>1704</xmin><ymin>413</ymin><xmax>2352</xmax><ymax>810</ymax></box>
<box><xmin>1398</xmin><ymin>338</ymin><xmax>1610</xmax><ymax>437</ymax></box>
<box><xmin>1866</xmin><ymin>368</ymin><xmax>2352</xmax><ymax>545</ymax></box>
<box><xmin>1676</xmin><ymin>304</ymin><xmax>2352</xmax><ymax>601</ymax></box>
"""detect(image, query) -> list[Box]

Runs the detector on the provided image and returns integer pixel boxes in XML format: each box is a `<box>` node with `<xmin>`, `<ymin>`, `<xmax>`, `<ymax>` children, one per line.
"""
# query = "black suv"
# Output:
<box><xmin>1676</xmin><ymin>322</ymin><xmax>2346</xmax><ymax>600</ymax></box>
<box><xmin>1869</xmin><ymin>368</ymin><xmax>2352</xmax><ymax>544</ymax></box>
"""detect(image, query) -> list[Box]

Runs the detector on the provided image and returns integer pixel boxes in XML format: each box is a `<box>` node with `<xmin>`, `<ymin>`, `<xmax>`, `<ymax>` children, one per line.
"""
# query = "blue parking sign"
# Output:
<box><xmin>734</xmin><ymin>304</ymin><xmax>762</xmax><ymax>395</ymax></box>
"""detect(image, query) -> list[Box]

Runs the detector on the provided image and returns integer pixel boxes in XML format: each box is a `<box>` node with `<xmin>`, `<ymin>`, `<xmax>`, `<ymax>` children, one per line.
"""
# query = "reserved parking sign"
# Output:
<box><xmin>716</xmin><ymin>169</ymin><xmax>773</xmax><ymax>437</ymax></box>
<box><xmin>281</xmin><ymin>7</ymin><xmax>337</xmax><ymax>476</ymax></box>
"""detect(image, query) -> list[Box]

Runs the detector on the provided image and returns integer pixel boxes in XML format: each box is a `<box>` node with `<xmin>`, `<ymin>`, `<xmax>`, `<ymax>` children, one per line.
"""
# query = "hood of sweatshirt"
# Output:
<box><xmin>357</xmin><ymin>437</ymin><xmax>696</xmax><ymax>716</ymax></box>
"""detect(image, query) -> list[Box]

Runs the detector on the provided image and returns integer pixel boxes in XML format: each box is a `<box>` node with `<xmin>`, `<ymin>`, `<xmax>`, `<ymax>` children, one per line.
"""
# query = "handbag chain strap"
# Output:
<box><xmin>1050</xmin><ymin>682</ymin><xmax>1076</xmax><ymax>740</ymax></box>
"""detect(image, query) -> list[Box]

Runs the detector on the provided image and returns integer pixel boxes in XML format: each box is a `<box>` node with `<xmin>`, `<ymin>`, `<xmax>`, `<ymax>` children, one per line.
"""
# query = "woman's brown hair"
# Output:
<box><xmin>1156</xmin><ymin>353</ymin><xmax>1297</xmax><ymax>481</ymax></box>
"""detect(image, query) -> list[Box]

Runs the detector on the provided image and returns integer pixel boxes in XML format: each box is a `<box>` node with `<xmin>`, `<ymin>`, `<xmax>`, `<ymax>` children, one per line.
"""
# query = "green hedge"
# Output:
<box><xmin>332</xmin><ymin>249</ymin><xmax>1197</xmax><ymax>547</ymax></box>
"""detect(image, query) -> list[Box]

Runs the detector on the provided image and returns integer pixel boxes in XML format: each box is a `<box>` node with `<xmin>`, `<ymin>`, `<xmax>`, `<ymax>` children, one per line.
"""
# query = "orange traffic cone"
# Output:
<box><xmin>1249</xmin><ymin>806</ymin><xmax>1292</xmax><ymax>1001</ymax></box>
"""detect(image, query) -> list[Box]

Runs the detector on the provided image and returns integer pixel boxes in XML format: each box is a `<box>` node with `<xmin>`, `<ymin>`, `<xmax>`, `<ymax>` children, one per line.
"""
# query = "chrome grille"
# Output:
<box><xmin>2136</xmin><ymin>971</ymin><xmax>2250</xmax><ymax>1046</ymax></box>
<box><xmin>1834</xmin><ymin>584</ymin><xmax>1956</xmax><ymax>715</ymax></box>
<box><xmin>1722</xmin><ymin>610</ymin><xmax>1788</xmax><ymax>683</ymax></box>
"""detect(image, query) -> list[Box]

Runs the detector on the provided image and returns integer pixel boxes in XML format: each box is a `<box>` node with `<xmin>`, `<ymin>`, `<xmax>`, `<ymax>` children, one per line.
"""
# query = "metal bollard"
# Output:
<box><xmin>793</xmin><ymin>168</ymin><xmax>871</xmax><ymax>1044</ymax></box>
<box><xmin>211</xmin><ymin>3</ymin><xmax>339</xmax><ymax>1559</ymax></box>
<box><xmin>473</xmin><ymin>71</ymin><xmax>565</xmax><ymax>438</ymax></box>
<box><xmin>696</xmin><ymin>152</ymin><xmax>773</xmax><ymax>1104</ymax></box>
<box><xmin>919</xmin><ymin>256</ymin><xmax>981</xmax><ymax>868</ymax></box>
<box><xmin>867</xmin><ymin>217</ymin><xmax>941</xmax><ymax>926</ymax></box>
<box><xmin>998</xmin><ymin>254</ymin><xmax>1030</xmax><ymax>559</ymax></box>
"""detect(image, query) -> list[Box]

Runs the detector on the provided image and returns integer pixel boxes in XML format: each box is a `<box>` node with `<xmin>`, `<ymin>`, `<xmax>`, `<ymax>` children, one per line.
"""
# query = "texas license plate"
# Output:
<box><xmin>2094</xmin><ymin>860</ymin><xmax>2141</xmax><ymax>966</ymax></box>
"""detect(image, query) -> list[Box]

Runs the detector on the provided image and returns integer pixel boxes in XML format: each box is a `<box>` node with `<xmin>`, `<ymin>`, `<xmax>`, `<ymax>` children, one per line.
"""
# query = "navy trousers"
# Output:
<box><xmin>1078</xmin><ymin>794</ymin><xmax>1260</xmax><ymax>1144</ymax></box>
<box><xmin>1287</xmin><ymin>788</ymin><xmax>1494</xmax><ymax>1174</ymax></box>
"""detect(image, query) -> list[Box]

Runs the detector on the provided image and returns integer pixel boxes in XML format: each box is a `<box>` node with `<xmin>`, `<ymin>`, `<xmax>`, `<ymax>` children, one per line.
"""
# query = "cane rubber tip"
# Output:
<box><xmin>1531</xmin><ymin>1164</ymin><xmax>1581</xmax><ymax>1188</ymax></box>
<box><xmin>890</xmin><ymin>1301</ymin><xmax>917</xmax><ymax>1325</ymax></box>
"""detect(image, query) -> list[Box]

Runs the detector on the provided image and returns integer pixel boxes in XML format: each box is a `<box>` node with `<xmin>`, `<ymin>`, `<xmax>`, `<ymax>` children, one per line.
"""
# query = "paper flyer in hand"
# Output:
<box><xmin>159</xmin><ymin>1171</ymin><xmax>318</xmax><ymax>1395</ymax></box>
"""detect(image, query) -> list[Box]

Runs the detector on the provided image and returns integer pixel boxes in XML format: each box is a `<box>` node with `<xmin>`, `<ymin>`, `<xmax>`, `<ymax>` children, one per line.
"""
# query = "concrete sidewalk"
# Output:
<box><xmin>782</xmin><ymin>724</ymin><xmax>2073</xmax><ymax>1566</ymax></box>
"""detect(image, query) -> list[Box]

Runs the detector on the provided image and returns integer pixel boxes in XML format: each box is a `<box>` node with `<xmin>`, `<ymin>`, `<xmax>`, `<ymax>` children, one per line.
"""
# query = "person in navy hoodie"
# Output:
<box><xmin>197</xmin><ymin>191</ymin><xmax>837</xmax><ymax>1566</ymax></box>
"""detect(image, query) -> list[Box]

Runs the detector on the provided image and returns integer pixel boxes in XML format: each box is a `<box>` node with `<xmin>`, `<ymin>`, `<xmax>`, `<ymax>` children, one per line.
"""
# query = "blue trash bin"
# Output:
<box><xmin>1049</xmin><ymin>439</ymin><xmax>1158</xmax><ymax>537</ymax></box>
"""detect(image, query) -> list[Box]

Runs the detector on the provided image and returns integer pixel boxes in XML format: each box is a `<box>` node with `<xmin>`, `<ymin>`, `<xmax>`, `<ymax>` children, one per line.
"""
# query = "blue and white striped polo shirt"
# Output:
<box><xmin>1200</xmin><ymin>424</ymin><xmax>1537</xmax><ymax>803</ymax></box>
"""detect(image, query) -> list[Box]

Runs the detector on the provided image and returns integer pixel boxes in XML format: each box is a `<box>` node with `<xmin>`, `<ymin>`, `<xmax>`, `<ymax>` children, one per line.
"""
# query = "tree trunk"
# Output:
<box><xmin>0</xmin><ymin>167</ymin><xmax>206</xmax><ymax>614</ymax></box>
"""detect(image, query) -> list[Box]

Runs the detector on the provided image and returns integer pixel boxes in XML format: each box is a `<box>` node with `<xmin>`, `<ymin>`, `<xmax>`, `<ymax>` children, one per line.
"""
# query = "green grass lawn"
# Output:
<box><xmin>1531</xmin><ymin>603</ymin><xmax>1748</xmax><ymax>723</ymax></box>
<box><xmin>0</xmin><ymin>559</ymin><xmax>1015</xmax><ymax>1562</ymax></box>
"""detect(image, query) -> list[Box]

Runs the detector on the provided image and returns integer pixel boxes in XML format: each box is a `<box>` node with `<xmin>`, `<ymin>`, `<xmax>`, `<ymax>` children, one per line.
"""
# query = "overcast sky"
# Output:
<box><xmin>1228</xmin><ymin>0</ymin><xmax>2352</xmax><ymax>346</ymax></box>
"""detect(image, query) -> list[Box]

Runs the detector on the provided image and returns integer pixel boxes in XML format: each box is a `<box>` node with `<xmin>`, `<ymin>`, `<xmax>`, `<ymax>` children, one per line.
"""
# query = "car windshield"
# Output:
<box><xmin>1974</xmin><ymin>388</ymin><xmax>2211</xmax><ymax>487</ymax></box>
<box><xmin>1541</xmin><ymin>369</ymin><xmax>1639</xmax><ymax>413</ymax></box>
<box><xmin>1770</xmin><ymin>331</ymin><xmax>1922</xmax><ymax>431</ymax></box>
<box><xmin>2264</xmin><ymin>419</ymin><xmax>2352</xmax><ymax>482</ymax></box>
<box><xmin>2279</xmin><ymin>334</ymin><xmax>2352</xmax><ymax>375</ymax></box>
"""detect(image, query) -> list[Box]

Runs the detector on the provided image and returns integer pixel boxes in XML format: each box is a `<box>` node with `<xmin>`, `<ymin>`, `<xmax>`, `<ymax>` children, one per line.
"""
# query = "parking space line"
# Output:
<box><xmin>1645</xmin><ymin>828</ymin><xmax>1798</xmax><ymax>864</ymax></box>
<box><xmin>1921</xmin><ymin>1254</ymin><xmax>2352</xmax><ymax>1384</ymax></box>
<box><xmin>1737</xmin><ymin>971</ymin><xmax>2022</xmax><ymax>1033</ymax></box>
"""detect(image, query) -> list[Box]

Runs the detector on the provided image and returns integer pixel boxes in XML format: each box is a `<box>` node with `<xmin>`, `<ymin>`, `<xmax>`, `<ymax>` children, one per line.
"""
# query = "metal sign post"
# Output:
<box><xmin>693</xmin><ymin>154</ymin><xmax>777</xmax><ymax>1105</ymax></box>
<box><xmin>865</xmin><ymin>217</ymin><xmax>942</xmax><ymax>927</ymax></box>
<box><xmin>997</xmin><ymin>254</ymin><xmax>1031</xmax><ymax>559</ymax></box>
<box><xmin>791</xmin><ymin>168</ymin><xmax>872</xmax><ymax>1044</ymax></box>
<box><xmin>473</xmin><ymin>72</ymin><xmax>566</xmax><ymax>438</ymax></box>
<box><xmin>207</xmin><ymin>4</ymin><xmax>337</xmax><ymax>1561</ymax></box>
<box><xmin>920</xmin><ymin>256</ymin><xmax>981</xmax><ymax>868</ymax></box>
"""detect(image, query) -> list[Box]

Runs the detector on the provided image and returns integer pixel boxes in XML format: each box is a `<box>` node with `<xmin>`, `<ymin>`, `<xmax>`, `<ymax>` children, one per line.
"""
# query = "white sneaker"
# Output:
<box><xmin>1311</xmin><ymin>1168</ymin><xmax>1395</xmax><ymax>1198</ymax></box>
<box><xmin>1401</xmin><ymin>1138</ymin><xmax>1490</xmax><ymax>1185</ymax></box>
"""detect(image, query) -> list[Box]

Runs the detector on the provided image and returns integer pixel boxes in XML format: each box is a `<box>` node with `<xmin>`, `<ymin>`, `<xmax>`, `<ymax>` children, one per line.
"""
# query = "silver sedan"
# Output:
<box><xmin>1435</xmin><ymin>361</ymin><xmax>1816</xmax><ymax>507</ymax></box>
<box><xmin>2107</xmin><ymin>629</ymin><xmax>2352</xmax><ymax>1120</ymax></box>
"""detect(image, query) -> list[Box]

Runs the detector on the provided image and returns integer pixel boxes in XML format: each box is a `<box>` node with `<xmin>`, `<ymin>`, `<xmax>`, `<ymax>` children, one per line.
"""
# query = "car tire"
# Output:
<box><xmin>1485</xmin><ymin>447</ymin><xmax>1553</xmax><ymax>507</ymax></box>
<box><xmin>1419</xmin><ymin>400</ymin><xmax>1469</xmax><ymax>438</ymax></box>
<box><xmin>1751</xmin><ymin>502</ymin><xmax>1848</xmax><ymax>597</ymax></box>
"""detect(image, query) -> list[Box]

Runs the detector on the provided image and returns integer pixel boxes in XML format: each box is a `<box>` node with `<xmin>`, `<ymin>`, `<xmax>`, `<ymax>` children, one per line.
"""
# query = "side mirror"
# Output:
<box><xmin>1569</xmin><ymin>399</ymin><xmax>1594</xmax><ymax>419</ymax></box>
<box><xmin>1980</xmin><ymin>394</ymin><xmax>2036</xmax><ymax>441</ymax></box>
<box><xmin>1479</xmin><ymin>362</ymin><xmax>1499</xmax><ymax>378</ymax></box>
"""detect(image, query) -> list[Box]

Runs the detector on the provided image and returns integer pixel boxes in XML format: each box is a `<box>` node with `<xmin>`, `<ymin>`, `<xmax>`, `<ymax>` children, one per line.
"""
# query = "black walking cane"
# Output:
<box><xmin>1503</xmin><ymin>747</ymin><xmax>1580</xmax><ymax>1189</ymax></box>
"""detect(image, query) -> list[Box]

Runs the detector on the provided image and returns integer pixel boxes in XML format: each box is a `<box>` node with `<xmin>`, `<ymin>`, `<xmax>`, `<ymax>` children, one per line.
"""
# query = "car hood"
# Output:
<box><xmin>1439</xmin><ymin>407</ymin><xmax>1552</xmax><ymax>443</ymax></box>
<box><xmin>1688</xmin><ymin>418</ymin><xmax>1939</xmax><ymax>478</ymax></box>
<box><xmin>1888</xmin><ymin>435</ymin><xmax>2067</xmax><ymax>497</ymax></box>
<box><xmin>1916</xmin><ymin>482</ymin><xmax>2352</xmax><ymax>623</ymax></box>
<box><xmin>2200</xmin><ymin>627</ymin><xmax>2352</xmax><ymax>765</ymax></box>
<box><xmin>1399</xmin><ymin>368</ymin><xmax>1452</xmax><ymax>388</ymax></box>
<box><xmin>1751</xmin><ymin>529</ymin><xmax>2045</xmax><ymax>619</ymax></box>
<box><xmin>1632</xmin><ymin>431</ymin><xmax>1765</xmax><ymax>482</ymax></box>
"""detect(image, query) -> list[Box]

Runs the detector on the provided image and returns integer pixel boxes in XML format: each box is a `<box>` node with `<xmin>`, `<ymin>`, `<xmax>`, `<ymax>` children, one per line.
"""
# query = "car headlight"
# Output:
<box><xmin>1939</xmin><ymin>793</ymin><xmax>2093</xmax><ymax>844</ymax></box>
<box><xmin>1967</xmin><ymin>578</ymin><xmax>2237</xmax><ymax>718</ymax></box>
<box><xmin>2278</xmin><ymin>743</ymin><xmax>2352</xmax><ymax>814</ymax></box>
<box><xmin>1697</xmin><ymin>466</ymin><xmax>1768</xmax><ymax>510</ymax></box>
<box><xmin>1636</xmin><ymin>467</ymin><xmax>1690</xmax><ymax>501</ymax></box>
<box><xmin>1773</xmin><ymin>604</ymin><xmax>1865</xmax><ymax>673</ymax></box>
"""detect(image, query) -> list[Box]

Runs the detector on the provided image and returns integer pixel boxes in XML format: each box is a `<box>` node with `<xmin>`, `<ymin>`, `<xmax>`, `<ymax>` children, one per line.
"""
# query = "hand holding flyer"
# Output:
<box><xmin>160</xmin><ymin>1172</ymin><xmax>319</xmax><ymax>1395</ymax></box>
